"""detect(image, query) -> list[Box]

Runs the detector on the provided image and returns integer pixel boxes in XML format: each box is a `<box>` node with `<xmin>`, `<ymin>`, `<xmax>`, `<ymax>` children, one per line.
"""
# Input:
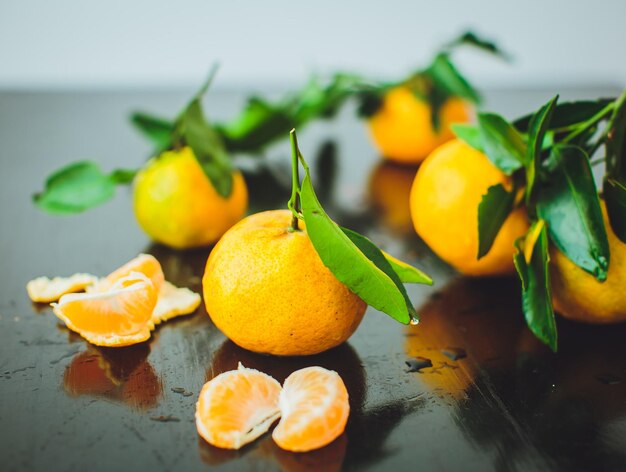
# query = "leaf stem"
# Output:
<box><xmin>288</xmin><ymin>129</ymin><xmax>301</xmax><ymax>231</ymax></box>
<box><xmin>562</xmin><ymin>103</ymin><xmax>614</xmax><ymax>144</ymax></box>
<box><xmin>195</xmin><ymin>63</ymin><xmax>220</xmax><ymax>100</ymax></box>
<box><xmin>590</xmin><ymin>156</ymin><xmax>606</xmax><ymax>168</ymax></box>
<box><xmin>587</xmin><ymin>133</ymin><xmax>609</xmax><ymax>157</ymax></box>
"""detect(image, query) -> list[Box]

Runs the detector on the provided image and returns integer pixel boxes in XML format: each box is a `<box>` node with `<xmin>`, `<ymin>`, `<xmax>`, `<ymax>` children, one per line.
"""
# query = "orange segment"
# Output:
<box><xmin>93</xmin><ymin>254</ymin><xmax>164</xmax><ymax>293</ymax></box>
<box><xmin>196</xmin><ymin>363</ymin><xmax>282</xmax><ymax>450</ymax></box>
<box><xmin>52</xmin><ymin>272</ymin><xmax>158</xmax><ymax>347</ymax></box>
<box><xmin>272</xmin><ymin>367</ymin><xmax>349</xmax><ymax>452</ymax></box>
<box><xmin>27</xmin><ymin>273</ymin><xmax>98</xmax><ymax>303</ymax></box>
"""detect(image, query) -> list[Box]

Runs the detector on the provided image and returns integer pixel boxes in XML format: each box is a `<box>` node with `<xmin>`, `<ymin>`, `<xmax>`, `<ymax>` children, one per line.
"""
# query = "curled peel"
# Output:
<box><xmin>151</xmin><ymin>281</ymin><xmax>201</xmax><ymax>326</ymax></box>
<box><xmin>27</xmin><ymin>273</ymin><xmax>99</xmax><ymax>303</ymax></box>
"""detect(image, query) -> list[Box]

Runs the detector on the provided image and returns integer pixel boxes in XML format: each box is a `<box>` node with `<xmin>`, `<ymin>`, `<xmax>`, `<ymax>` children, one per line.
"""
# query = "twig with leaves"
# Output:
<box><xmin>454</xmin><ymin>90</ymin><xmax>626</xmax><ymax>351</ymax></box>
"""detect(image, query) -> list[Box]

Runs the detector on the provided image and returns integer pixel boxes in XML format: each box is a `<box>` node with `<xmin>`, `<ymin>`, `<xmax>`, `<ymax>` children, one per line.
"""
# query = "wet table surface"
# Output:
<box><xmin>2</xmin><ymin>86</ymin><xmax>626</xmax><ymax>472</ymax></box>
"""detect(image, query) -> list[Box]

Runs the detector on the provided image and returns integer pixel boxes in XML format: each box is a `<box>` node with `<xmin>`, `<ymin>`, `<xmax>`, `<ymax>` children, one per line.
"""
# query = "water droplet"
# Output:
<box><xmin>593</xmin><ymin>255</ymin><xmax>609</xmax><ymax>281</ymax></box>
<box><xmin>405</xmin><ymin>357</ymin><xmax>432</xmax><ymax>373</ymax></box>
<box><xmin>441</xmin><ymin>347</ymin><xmax>467</xmax><ymax>361</ymax></box>
<box><xmin>150</xmin><ymin>415</ymin><xmax>180</xmax><ymax>423</ymax></box>
<box><xmin>409</xmin><ymin>316</ymin><xmax>420</xmax><ymax>326</ymax></box>
<box><xmin>595</xmin><ymin>373</ymin><xmax>621</xmax><ymax>385</ymax></box>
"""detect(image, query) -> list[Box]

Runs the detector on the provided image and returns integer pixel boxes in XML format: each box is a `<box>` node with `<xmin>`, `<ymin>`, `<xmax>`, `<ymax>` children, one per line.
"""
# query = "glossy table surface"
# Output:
<box><xmin>2</xmin><ymin>86</ymin><xmax>626</xmax><ymax>472</ymax></box>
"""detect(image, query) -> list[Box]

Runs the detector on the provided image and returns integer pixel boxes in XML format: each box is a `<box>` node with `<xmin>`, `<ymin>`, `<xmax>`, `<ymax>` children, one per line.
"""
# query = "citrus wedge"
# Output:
<box><xmin>196</xmin><ymin>363</ymin><xmax>282</xmax><ymax>450</ymax></box>
<box><xmin>272</xmin><ymin>367</ymin><xmax>349</xmax><ymax>452</ymax></box>
<box><xmin>52</xmin><ymin>272</ymin><xmax>158</xmax><ymax>347</ymax></box>
<box><xmin>94</xmin><ymin>253</ymin><xmax>164</xmax><ymax>293</ymax></box>
<box><xmin>26</xmin><ymin>273</ymin><xmax>98</xmax><ymax>303</ymax></box>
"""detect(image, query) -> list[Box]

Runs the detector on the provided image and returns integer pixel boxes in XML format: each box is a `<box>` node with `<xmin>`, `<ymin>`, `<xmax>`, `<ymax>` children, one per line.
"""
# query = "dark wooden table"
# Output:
<box><xmin>2</xmin><ymin>87</ymin><xmax>626</xmax><ymax>472</ymax></box>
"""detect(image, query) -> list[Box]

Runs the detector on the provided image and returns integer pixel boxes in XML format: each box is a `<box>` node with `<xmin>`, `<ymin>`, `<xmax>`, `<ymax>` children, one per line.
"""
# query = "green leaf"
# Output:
<box><xmin>340</xmin><ymin>227</ymin><xmax>418</xmax><ymax>322</ymax></box>
<box><xmin>130</xmin><ymin>112</ymin><xmax>174</xmax><ymax>151</ymax></box>
<box><xmin>541</xmin><ymin>131</ymin><xmax>554</xmax><ymax>151</ymax></box>
<box><xmin>536</xmin><ymin>144</ymin><xmax>609</xmax><ymax>280</ymax></box>
<box><xmin>451</xmin><ymin>123</ymin><xmax>484</xmax><ymax>152</ymax></box>
<box><xmin>513</xmin><ymin>99</ymin><xmax>614</xmax><ymax>133</ymax></box>
<box><xmin>34</xmin><ymin>161</ymin><xmax>116</xmax><ymax>214</ymax></box>
<box><xmin>164</xmin><ymin>66</ymin><xmax>234</xmax><ymax>197</ymax></box>
<box><xmin>217</xmin><ymin>74</ymin><xmax>362</xmax><ymax>153</ymax></box>
<box><xmin>217</xmin><ymin>96</ymin><xmax>294</xmax><ymax>153</ymax></box>
<box><xmin>299</xmin><ymin>164</ymin><xmax>424</xmax><ymax>324</ymax></box>
<box><xmin>381</xmin><ymin>251</ymin><xmax>433</xmax><ymax>285</ymax></box>
<box><xmin>477</xmin><ymin>183</ymin><xmax>515</xmax><ymax>259</ymax></box>
<box><xmin>446</xmin><ymin>31</ymin><xmax>510</xmax><ymax>60</ymax></box>
<box><xmin>605</xmin><ymin>89</ymin><xmax>626</xmax><ymax>181</ymax></box>
<box><xmin>293</xmin><ymin>73</ymin><xmax>362</xmax><ymax>123</ymax></box>
<box><xmin>526</xmin><ymin>95</ymin><xmax>558</xmax><ymax>205</ymax></box>
<box><xmin>356</xmin><ymin>91</ymin><xmax>384</xmax><ymax>117</ymax></box>
<box><xmin>477</xmin><ymin>112</ymin><xmax>526</xmax><ymax>174</ymax></box>
<box><xmin>513</xmin><ymin>221</ymin><xmax>557</xmax><ymax>352</ymax></box>
<box><xmin>110</xmin><ymin>168</ymin><xmax>137</xmax><ymax>184</ymax></box>
<box><xmin>426</xmin><ymin>53</ymin><xmax>481</xmax><ymax>104</ymax></box>
<box><xmin>604</xmin><ymin>179</ymin><xmax>626</xmax><ymax>244</ymax></box>
<box><xmin>176</xmin><ymin>99</ymin><xmax>233</xmax><ymax>198</ymax></box>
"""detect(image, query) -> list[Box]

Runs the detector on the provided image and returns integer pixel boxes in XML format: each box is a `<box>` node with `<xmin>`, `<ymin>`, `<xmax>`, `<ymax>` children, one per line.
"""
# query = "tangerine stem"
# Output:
<box><xmin>561</xmin><ymin>102</ymin><xmax>614</xmax><ymax>144</ymax></box>
<box><xmin>288</xmin><ymin>129</ymin><xmax>301</xmax><ymax>232</ymax></box>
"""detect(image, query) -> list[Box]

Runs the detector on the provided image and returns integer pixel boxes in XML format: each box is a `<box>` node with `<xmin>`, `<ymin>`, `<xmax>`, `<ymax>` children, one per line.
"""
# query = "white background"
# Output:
<box><xmin>1</xmin><ymin>0</ymin><xmax>625</xmax><ymax>90</ymax></box>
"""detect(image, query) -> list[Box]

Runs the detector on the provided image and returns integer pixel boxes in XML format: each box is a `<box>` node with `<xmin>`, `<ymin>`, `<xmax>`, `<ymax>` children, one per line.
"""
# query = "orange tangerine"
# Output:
<box><xmin>272</xmin><ymin>367</ymin><xmax>349</xmax><ymax>453</ymax></box>
<box><xmin>133</xmin><ymin>147</ymin><xmax>248</xmax><ymax>249</ymax></box>
<box><xmin>367</xmin><ymin>86</ymin><xmax>471</xmax><ymax>164</ymax></box>
<box><xmin>410</xmin><ymin>139</ymin><xmax>528</xmax><ymax>276</ymax></box>
<box><xmin>52</xmin><ymin>272</ymin><xmax>158</xmax><ymax>347</ymax></box>
<box><xmin>203</xmin><ymin>210</ymin><xmax>366</xmax><ymax>356</ymax></box>
<box><xmin>551</xmin><ymin>202</ymin><xmax>626</xmax><ymax>323</ymax></box>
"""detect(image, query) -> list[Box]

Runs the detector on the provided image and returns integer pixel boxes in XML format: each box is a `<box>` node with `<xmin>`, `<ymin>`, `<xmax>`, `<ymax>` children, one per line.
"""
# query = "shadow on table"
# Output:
<box><xmin>455</xmin><ymin>317</ymin><xmax>626</xmax><ymax>471</ymax></box>
<box><xmin>405</xmin><ymin>275</ymin><xmax>626</xmax><ymax>471</ymax></box>
<box><xmin>145</xmin><ymin>243</ymin><xmax>211</xmax><ymax>291</ymax></box>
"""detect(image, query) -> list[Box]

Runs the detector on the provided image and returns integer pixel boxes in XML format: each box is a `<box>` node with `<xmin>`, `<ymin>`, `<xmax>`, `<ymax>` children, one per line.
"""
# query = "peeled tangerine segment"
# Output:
<box><xmin>52</xmin><ymin>272</ymin><xmax>158</xmax><ymax>347</ymax></box>
<box><xmin>27</xmin><ymin>273</ymin><xmax>99</xmax><ymax>303</ymax></box>
<box><xmin>273</xmin><ymin>366</ymin><xmax>350</xmax><ymax>452</ymax></box>
<box><xmin>196</xmin><ymin>363</ymin><xmax>282</xmax><ymax>450</ymax></box>
<box><xmin>93</xmin><ymin>253</ymin><xmax>165</xmax><ymax>293</ymax></box>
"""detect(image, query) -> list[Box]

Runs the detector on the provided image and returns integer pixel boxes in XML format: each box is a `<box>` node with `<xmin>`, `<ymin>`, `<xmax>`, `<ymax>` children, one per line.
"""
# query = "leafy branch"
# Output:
<box><xmin>132</xmin><ymin>31</ymin><xmax>506</xmax><ymax>149</ymax></box>
<box><xmin>36</xmin><ymin>31</ymin><xmax>507</xmax><ymax>215</ymax></box>
<box><xmin>35</xmin><ymin>67</ymin><xmax>234</xmax><ymax>212</ymax></box>
<box><xmin>356</xmin><ymin>30</ymin><xmax>509</xmax><ymax>128</ymax></box>
<box><xmin>455</xmin><ymin>92</ymin><xmax>624</xmax><ymax>351</ymax></box>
